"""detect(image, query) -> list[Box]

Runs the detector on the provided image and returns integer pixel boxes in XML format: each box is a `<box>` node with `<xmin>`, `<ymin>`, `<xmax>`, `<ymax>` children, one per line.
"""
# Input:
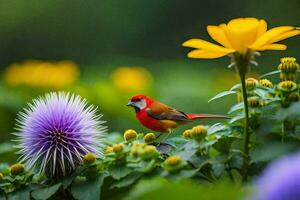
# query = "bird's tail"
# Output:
<box><xmin>187</xmin><ymin>113</ymin><xmax>229</xmax><ymax>120</ymax></box>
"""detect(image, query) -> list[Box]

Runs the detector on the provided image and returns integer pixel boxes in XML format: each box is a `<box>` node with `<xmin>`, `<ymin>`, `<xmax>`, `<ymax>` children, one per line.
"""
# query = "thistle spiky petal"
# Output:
<box><xmin>13</xmin><ymin>92</ymin><xmax>106</xmax><ymax>178</ymax></box>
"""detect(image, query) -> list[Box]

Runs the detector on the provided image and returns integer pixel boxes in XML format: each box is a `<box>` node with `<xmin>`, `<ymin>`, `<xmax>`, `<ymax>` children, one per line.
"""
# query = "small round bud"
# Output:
<box><xmin>182</xmin><ymin>129</ymin><xmax>192</xmax><ymax>139</ymax></box>
<box><xmin>113</xmin><ymin>143</ymin><xmax>125</xmax><ymax>153</ymax></box>
<box><xmin>278</xmin><ymin>81</ymin><xmax>297</xmax><ymax>92</ymax></box>
<box><xmin>246</xmin><ymin>78</ymin><xmax>259</xmax><ymax>90</ymax></box>
<box><xmin>191</xmin><ymin>125</ymin><xmax>207</xmax><ymax>141</ymax></box>
<box><xmin>130</xmin><ymin>142</ymin><xmax>146</xmax><ymax>157</ymax></box>
<box><xmin>140</xmin><ymin>145</ymin><xmax>160</xmax><ymax>160</ymax></box>
<box><xmin>0</xmin><ymin>173</ymin><xmax>3</xmax><ymax>180</ymax></box>
<box><xmin>10</xmin><ymin>163</ymin><xmax>25</xmax><ymax>175</ymax></box>
<box><xmin>287</xmin><ymin>92</ymin><xmax>300</xmax><ymax>102</ymax></box>
<box><xmin>248</xmin><ymin>97</ymin><xmax>260</xmax><ymax>107</ymax></box>
<box><xmin>83</xmin><ymin>153</ymin><xmax>96</xmax><ymax>165</ymax></box>
<box><xmin>164</xmin><ymin>155</ymin><xmax>183</xmax><ymax>171</ymax></box>
<box><xmin>143</xmin><ymin>133</ymin><xmax>156</xmax><ymax>144</ymax></box>
<box><xmin>123</xmin><ymin>129</ymin><xmax>137</xmax><ymax>142</ymax></box>
<box><xmin>105</xmin><ymin>146</ymin><xmax>113</xmax><ymax>154</ymax></box>
<box><xmin>259</xmin><ymin>79</ymin><xmax>273</xmax><ymax>88</ymax></box>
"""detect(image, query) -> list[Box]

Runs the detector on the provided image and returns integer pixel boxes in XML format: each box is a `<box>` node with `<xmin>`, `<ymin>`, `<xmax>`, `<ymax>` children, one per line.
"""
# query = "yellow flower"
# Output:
<box><xmin>245</xmin><ymin>78</ymin><xmax>259</xmax><ymax>90</ymax></box>
<box><xmin>143</xmin><ymin>133</ymin><xmax>156</xmax><ymax>144</ymax></box>
<box><xmin>111</xmin><ymin>67</ymin><xmax>153</xmax><ymax>92</ymax></box>
<box><xmin>4</xmin><ymin>60</ymin><xmax>79</xmax><ymax>88</ymax></box>
<box><xmin>183</xmin><ymin>18</ymin><xmax>300</xmax><ymax>58</ymax></box>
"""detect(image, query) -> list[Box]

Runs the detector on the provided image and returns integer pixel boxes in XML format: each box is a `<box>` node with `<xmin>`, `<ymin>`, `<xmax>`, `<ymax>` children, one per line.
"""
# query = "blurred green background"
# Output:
<box><xmin>0</xmin><ymin>0</ymin><xmax>299</xmax><ymax>162</ymax></box>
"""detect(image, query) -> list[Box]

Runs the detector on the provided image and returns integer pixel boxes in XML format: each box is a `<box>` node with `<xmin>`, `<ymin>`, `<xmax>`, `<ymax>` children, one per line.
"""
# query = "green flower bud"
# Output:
<box><xmin>191</xmin><ymin>125</ymin><xmax>207</xmax><ymax>141</ymax></box>
<box><xmin>123</xmin><ymin>129</ymin><xmax>137</xmax><ymax>142</ymax></box>
<box><xmin>140</xmin><ymin>145</ymin><xmax>160</xmax><ymax>160</ymax></box>
<box><xmin>143</xmin><ymin>133</ymin><xmax>156</xmax><ymax>144</ymax></box>
<box><xmin>83</xmin><ymin>153</ymin><xmax>96</xmax><ymax>165</ymax></box>
<box><xmin>113</xmin><ymin>143</ymin><xmax>125</xmax><ymax>153</ymax></box>
<box><xmin>182</xmin><ymin>129</ymin><xmax>192</xmax><ymax>139</ymax></box>
<box><xmin>130</xmin><ymin>142</ymin><xmax>146</xmax><ymax>157</ymax></box>
<box><xmin>259</xmin><ymin>79</ymin><xmax>273</xmax><ymax>88</ymax></box>
<box><xmin>0</xmin><ymin>173</ymin><xmax>3</xmax><ymax>181</ymax></box>
<box><xmin>248</xmin><ymin>97</ymin><xmax>261</xmax><ymax>107</ymax></box>
<box><xmin>164</xmin><ymin>155</ymin><xmax>183</xmax><ymax>171</ymax></box>
<box><xmin>246</xmin><ymin>78</ymin><xmax>258</xmax><ymax>90</ymax></box>
<box><xmin>287</xmin><ymin>92</ymin><xmax>300</xmax><ymax>102</ymax></box>
<box><xmin>10</xmin><ymin>163</ymin><xmax>25</xmax><ymax>175</ymax></box>
<box><xmin>277</xmin><ymin>80</ymin><xmax>297</xmax><ymax>92</ymax></box>
<box><xmin>278</xmin><ymin>57</ymin><xmax>299</xmax><ymax>81</ymax></box>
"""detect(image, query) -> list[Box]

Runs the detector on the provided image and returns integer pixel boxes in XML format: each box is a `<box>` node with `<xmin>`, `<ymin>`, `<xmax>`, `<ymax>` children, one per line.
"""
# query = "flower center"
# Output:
<box><xmin>50</xmin><ymin>131</ymin><xmax>66</xmax><ymax>145</ymax></box>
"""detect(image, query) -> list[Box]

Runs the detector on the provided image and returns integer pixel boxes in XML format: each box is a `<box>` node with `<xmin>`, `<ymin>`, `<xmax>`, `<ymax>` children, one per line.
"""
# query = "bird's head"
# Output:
<box><xmin>127</xmin><ymin>94</ymin><xmax>153</xmax><ymax>112</ymax></box>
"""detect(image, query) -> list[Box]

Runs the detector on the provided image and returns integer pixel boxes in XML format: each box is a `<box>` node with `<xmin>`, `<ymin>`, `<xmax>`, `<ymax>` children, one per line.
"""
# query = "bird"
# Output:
<box><xmin>127</xmin><ymin>94</ymin><xmax>228</xmax><ymax>134</ymax></box>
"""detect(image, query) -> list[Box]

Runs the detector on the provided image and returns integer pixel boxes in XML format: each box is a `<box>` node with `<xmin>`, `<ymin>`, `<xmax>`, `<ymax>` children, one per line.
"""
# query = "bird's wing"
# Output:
<box><xmin>146</xmin><ymin>102</ymin><xmax>189</xmax><ymax>121</ymax></box>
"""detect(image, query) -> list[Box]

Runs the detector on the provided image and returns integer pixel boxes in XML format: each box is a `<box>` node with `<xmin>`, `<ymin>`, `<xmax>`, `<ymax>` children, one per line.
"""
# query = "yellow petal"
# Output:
<box><xmin>269</xmin><ymin>29</ymin><xmax>300</xmax><ymax>43</ymax></box>
<box><xmin>257</xmin><ymin>19</ymin><xmax>267</xmax><ymax>37</ymax></box>
<box><xmin>223</xmin><ymin>18</ymin><xmax>261</xmax><ymax>54</ymax></box>
<box><xmin>250</xmin><ymin>26</ymin><xmax>294</xmax><ymax>49</ymax></box>
<box><xmin>254</xmin><ymin>43</ymin><xmax>287</xmax><ymax>51</ymax></box>
<box><xmin>182</xmin><ymin>39</ymin><xmax>235</xmax><ymax>53</ymax></box>
<box><xmin>207</xmin><ymin>25</ymin><xmax>232</xmax><ymax>48</ymax></box>
<box><xmin>187</xmin><ymin>49</ymin><xmax>230</xmax><ymax>59</ymax></box>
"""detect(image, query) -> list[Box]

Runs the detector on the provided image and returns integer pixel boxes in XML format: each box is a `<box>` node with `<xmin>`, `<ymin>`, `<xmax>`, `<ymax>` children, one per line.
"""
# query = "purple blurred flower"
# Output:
<box><xmin>14</xmin><ymin>92</ymin><xmax>106</xmax><ymax>178</ymax></box>
<box><xmin>253</xmin><ymin>152</ymin><xmax>300</xmax><ymax>200</ymax></box>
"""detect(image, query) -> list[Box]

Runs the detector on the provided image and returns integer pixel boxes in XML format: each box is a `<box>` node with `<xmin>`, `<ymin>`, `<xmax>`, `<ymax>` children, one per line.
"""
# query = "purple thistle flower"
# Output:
<box><xmin>253</xmin><ymin>152</ymin><xmax>300</xmax><ymax>200</ymax></box>
<box><xmin>14</xmin><ymin>92</ymin><xmax>106</xmax><ymax>178</ymax></box>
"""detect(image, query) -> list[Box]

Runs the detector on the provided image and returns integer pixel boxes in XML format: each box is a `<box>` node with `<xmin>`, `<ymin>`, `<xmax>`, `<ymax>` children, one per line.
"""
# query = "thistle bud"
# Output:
<box><xmin>83</xmin><ymin>153</ymin><xmax>96</xmax><ymax>165</ymax></box>
<box><xmin>182</xmin><ymin>129</ymin><xmax>192</xmax><ymax>139</ymax></box>
<box><xmin>123</xmin><ymin>129</ymin><xmax>137</xmax><ymax>142</ymax></box>
<box><xmin>259</xmin><ymin>79</ymin><xmax>273</xmax><ymax>88</ymax></box>
<box><xmin>191</xmin><ymin>125</ymin><xmax>207</xmax><ymax>141</ymax></box>
<box><xmin>246</xmin><ymin>78</ymin><xmax>259</xmax><ymax>90</ymax></box>
<box><xmin>10</xmin><ymin>163</ymin><xmax>25</xmax><ymax>176</ymax></box>
<box><xmin>287</xmin><ymin>92</ymin><xmax>300</xmax><ymax>102</ymax></box>
<box><xmin>113</xmin><ymin>143</ymin><xmax>125</xmax><ymax>153</ymax></box>
<box><xmin>140</xmin><ymin>145</ymin><xmax>160</xmax><ymax>160</ymax></box>
<box><xmin>277</xmin><ymin>81</ymin><xmax>297</xmax><ymax>92</ymax></box>
<box><xmin>164</xmin><ymin>155</ymin><xmax>183</xmax><ymax>171</ymax></box>
<box><xmin>143</xmin><ymin>133</ymin><xmax>156</xmax><ymax>144</ymax></box>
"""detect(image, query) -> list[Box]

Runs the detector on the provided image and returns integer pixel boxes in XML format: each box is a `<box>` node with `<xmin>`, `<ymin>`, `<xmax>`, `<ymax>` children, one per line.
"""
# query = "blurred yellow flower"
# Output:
<box><xmin>4</xmin><ymin>60</ymin><xmax>79</xmax><ymax>88</ymax></box>
<box><xmin>183</xmin><ymin>17</ymin><xmax>300</xmax><ymax>58</ymax></box>
<box><xmin>111</xmin><ymin>67</ymin><xmax>153</xmax><ymax>92</ymax></box>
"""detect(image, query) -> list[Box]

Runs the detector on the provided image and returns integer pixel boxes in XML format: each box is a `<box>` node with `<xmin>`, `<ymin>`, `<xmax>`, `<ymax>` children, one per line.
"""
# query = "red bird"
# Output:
<box><xmin>127</xmin><ymin>94</ymin><xmax>228</xmax><ymax>133</ymax></box>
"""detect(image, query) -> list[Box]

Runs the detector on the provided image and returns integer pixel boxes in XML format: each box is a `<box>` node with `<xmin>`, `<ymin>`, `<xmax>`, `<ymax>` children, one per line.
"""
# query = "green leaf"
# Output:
<box><xmin>31</xmin><ymin>183</ymin><xmax>62</xmax><ymax>200</ymax></box>
<box><xmin>212</xmin><ymin>163</ymin><xmax>225</xmax><ymax>178</ymax></box>
<box><xmin>208</xmin><ymin>123</ymin><xmax>228</xmax><ymax>134</ymax></box>
<box><xmin>208</xmin><ymin>91</ymin><xmax>237</xmax><ymax>103</ymax></box>
<box><xmin>230</xmin><ymin>83</ymin><xmax>241</xmax><ymax>91</ymax></box>
<box><xmin>7</xmin><ymin>189</ymin><xmax>30</xmax><ymax>200</ymax></box>
<box><xmin>229</xmin><ymin>115</ymin><xmax>244</xmax><ymax>124</ymax></box>
<box><xmin>0</xmin><ymin>142</ymin><xmax>14</xmax><ymax>155</ymax></box>
<box><xmin>0</xmin><ymin>163</ymin><xmax>10</xmax><ymax>175</ymax></box>
<box><xmin>228</xmin><ymin>103</ymin><xmax>244</xmax><ymax>114</ymax></box>
<box><xmin>260</xmin><ymin>70</ymin><xmax>280</xmax><ymax>78</ymax></box>
<box><xmin>109</xmin><ymin>165</ymin><xmax>132</xmax><ymax>180</ymax></box>
<box><xmin>124</xmin><ymin>178</ymin><xmax>243</xmax><ymax>200</ymax></box>
<box><xmin>110</xmin><ymin>173</ymin><xmax>142</xmax><ymax>189</ymax></box>
<box><xmin>71</xmin><ymin>174</ymin><xmax>104</xmax><ymax>200</ymax></box>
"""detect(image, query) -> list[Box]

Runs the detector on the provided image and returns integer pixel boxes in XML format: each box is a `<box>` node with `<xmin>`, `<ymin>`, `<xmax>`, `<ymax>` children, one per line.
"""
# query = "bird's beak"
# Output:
<box><xmin>126</xmin><ymin>101</ymin><xmax>133</xmax><ymax>107</ymax></box>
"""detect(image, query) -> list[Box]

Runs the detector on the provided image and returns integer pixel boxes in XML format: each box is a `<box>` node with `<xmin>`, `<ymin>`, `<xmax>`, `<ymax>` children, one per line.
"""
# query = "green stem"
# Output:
<box><xmin>239</xmin><ymin>70</ymin><xmax>250</xmax><ymax>182</ymax></box>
